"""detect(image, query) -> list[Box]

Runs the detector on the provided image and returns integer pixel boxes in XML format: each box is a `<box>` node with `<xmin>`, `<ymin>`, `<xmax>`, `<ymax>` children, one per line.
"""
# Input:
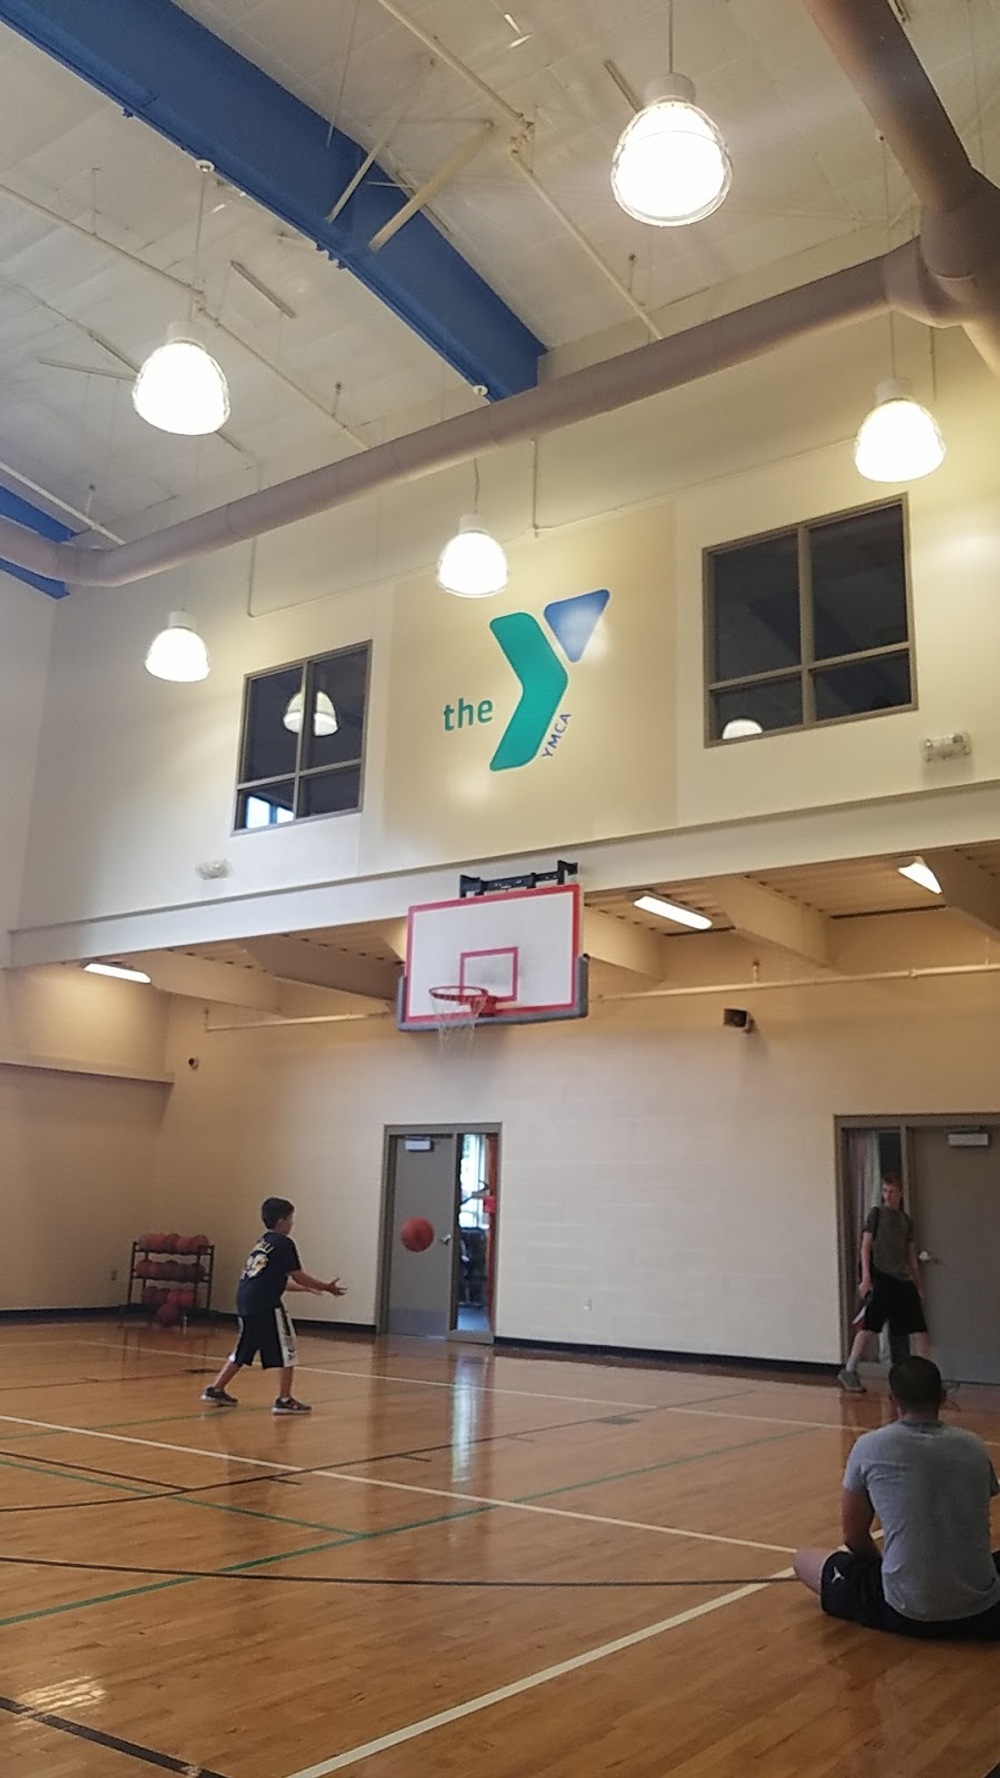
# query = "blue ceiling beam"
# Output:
<box><xmin>0</xmin><ymin>0</ymin><xmax>545</xmax><ymax>399</ymax></box>
<box><xmin>0</xmin><ymin>486</ymin><xmax>71</xmax><ymax>597</ymax></box>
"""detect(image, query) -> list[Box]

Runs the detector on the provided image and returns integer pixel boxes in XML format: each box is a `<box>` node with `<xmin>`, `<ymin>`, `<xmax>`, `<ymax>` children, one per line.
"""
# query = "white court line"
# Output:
<box><xmin>24</xmin><ymin>1336</ymin><xmax>1000</xmax><ymax>1449</ymax></box>
<box><xmin>0</xmin><ymin>1411</ymin><xmax>793</xmax><ymax>1554</ymax></box>
<box><xmin>285</xmin><ymin>1565</ymin><xmax>793</xmax><ymax>1777</ymax></box>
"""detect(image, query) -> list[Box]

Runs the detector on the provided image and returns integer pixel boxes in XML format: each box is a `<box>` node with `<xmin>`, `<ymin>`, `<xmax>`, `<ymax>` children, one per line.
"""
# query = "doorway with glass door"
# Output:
<box><xmin>380</xmin><ymin>1127</ymin><xmax>499</xmax><ymax>1342</ymax></box>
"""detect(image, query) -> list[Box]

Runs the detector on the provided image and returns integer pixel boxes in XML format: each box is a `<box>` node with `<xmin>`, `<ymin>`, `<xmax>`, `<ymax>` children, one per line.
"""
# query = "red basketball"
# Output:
<box><xmin>156</xmin><ymin>1302</ymin><xmax>179</xmax><ymax>1327</ymax></box>
<box><xmin>400</xmin><ymin>1216</ymin><xmax>435</xmax><ymax>1253</ymax></box>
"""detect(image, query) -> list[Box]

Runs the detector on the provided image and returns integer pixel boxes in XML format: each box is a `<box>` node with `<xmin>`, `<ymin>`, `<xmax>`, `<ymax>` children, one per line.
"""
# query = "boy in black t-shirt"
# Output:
<box><xmin>202</xmin><ymin>1197</ymin><xmax>346</xmax><ymax>1414</ymax></box>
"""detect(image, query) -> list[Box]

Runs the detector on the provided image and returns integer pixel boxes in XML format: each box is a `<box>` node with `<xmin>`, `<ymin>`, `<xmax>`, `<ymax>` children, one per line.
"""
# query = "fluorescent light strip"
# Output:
<box><xmin>634</xmin><ymin>894</ymin><xmax>712</xmax><ymax>931</ymax></box>
<box><xmin>84</xmin><ymin>962</ymin><xmax>152</xmax><ymax>984</ymax></box>
<box><xmin>897</xmin><ymin>859</ymin><xmax>941</xmax><ymax>895</ymax></box>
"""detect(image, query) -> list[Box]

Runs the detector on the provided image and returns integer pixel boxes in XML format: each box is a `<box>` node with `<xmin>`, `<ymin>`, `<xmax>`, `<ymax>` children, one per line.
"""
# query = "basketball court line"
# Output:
<box><xmin>0</xmin><ymin>1691</ymin><xmax>230</xmax><ymax>1777</ymax></box>
<box><xmin>0</xmin><ymin>1411</ymin><xmax>796</xmax><ymax>1553</ymax></box>
<box><xmin>283</xmin><ymin>1564</ymin><xmax>794</xmax><ymax>1778</ymax></box>
<box><xmin>24</xmin><ymin>1334</ymin><xmax>1000</xmax><ymax>1449</ymax></box>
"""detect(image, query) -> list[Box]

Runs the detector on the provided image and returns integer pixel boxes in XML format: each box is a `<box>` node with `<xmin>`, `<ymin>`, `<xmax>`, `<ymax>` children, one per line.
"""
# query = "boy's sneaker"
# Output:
<box><xmin>201</xmin><ymin>1385</ymin><xmax>238</xmax><ymax>1407</ymax></box>
<box><xmin>273</xmin><ymin>1396</ymin><xmax>311</xmax><ymax>1415</ymax></box>
<box><xmin>837</xmin><ymin>1367</ymin><xmax>866</xmax><ymax>1394</ymax></box>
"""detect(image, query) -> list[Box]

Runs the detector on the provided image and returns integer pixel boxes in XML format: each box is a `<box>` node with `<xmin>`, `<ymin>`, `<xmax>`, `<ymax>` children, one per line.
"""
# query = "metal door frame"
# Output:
<box><xmin>377</xmin><ymin>1123</ymin><xmax>502</xmax><ymax>1341</ymax></box>
<box><xmin>835</xmin><ymin>1111</ymin><xmax>1000</xmax><ymax>1359</ymax></box>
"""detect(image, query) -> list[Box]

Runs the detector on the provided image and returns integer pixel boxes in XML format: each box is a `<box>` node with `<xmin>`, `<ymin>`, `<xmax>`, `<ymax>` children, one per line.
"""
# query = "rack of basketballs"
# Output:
<box><xmin>126</xmin><ymin>1234</ymin><xmax>214</xmax><ymax>1327</ymax></box>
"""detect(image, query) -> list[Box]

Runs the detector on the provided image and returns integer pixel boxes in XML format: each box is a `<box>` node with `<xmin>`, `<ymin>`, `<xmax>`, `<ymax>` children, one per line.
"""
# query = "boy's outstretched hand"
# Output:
<box><xmin>326</xmin><ymin>1278</ymin><xmax>347</xmax><ymax>1296</ymax></box>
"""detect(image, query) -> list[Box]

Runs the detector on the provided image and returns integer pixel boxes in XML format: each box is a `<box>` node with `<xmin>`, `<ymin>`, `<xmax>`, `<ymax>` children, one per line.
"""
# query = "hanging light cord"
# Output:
<box><xmin>188</xmin><ymin>165</ymin><xmax>209</xmax><ymax>328</ymax></box>
<box><xmin>667</xmin><ymin>0</ymin><xmax>674</xmax><ymax>75</ymax></box>
<box><xmin>472</xmin><ymin>456</ymin><xmax>481</xmax><ymax>514</ymax></box>
<box><xmin>880</xmin><ymin>137</ymin><xmax>899</xmax><ymax>378</ymax></box>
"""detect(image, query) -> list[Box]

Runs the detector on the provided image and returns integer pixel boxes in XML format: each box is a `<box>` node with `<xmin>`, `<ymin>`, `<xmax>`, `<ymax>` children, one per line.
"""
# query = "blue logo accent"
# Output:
<box><xmin>543</xmin><ymin>589</ymin><xmax>610</xmax><ymax>662</ymax></box>
<box><xmin>488</xmin><ymin>588</ymin><xmax>610</xmax><ymax>771</ymax></box>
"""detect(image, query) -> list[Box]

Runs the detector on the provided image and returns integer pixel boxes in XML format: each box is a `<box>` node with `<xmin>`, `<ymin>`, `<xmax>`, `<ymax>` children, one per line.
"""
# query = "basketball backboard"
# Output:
<box><xmin>399</xmin><ymin>883</ymin><xmax>587</xmax><ymax>1029</ymax></box>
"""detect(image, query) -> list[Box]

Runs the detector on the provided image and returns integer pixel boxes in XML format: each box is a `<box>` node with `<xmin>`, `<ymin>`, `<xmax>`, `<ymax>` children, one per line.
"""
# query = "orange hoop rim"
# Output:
<box><xmin>428</xmin><ymin>984</ymin><xmax>499</xmax><ymax>1018</ymax></box>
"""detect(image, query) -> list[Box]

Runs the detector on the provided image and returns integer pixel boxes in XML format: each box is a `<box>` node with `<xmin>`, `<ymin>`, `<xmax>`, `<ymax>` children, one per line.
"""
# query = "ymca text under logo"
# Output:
<box><xmin>489</xmin><ymin>589</ymin><xmax>610</xmax><ymax>772</ymax></box>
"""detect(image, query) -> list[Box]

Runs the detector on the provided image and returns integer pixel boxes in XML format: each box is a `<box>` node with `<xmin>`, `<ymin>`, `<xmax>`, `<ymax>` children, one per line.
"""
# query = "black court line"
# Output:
<box><xmin>0</xmin><ymin>1692</ymin><xmax>230</xmax><ymax>1777</ymax></box>
<box><xmin>0</xmin><ymin>1405</ymin><xmax>664</xmax><ymax>1513</ymax></box>
<box><xmin>0</xmin><ymin>1552</ymin><xmax>796</xmax><ymax>1590</ymax></box>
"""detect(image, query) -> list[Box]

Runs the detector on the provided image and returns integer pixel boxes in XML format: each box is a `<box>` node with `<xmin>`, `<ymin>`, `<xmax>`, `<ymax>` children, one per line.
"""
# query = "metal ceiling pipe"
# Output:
<box><xmin>0</xmin><ymin>252</ymin><xmax>916</xmax><ymax>589</ymax></box>
<box><xmin>802</xmin><ymin>0</ymin><xmax>1000</xmax><ymax>374</ymax></box>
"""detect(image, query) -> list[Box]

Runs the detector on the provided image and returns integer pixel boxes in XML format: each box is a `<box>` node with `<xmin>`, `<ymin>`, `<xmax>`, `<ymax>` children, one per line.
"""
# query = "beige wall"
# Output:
<box><xmin>15</xmin><ymin>323</ymin><xmax>1000</xmax><ymax>963</ymax></box>
<box><xmin>0</xmin><ymin>966</ymin><xmax>170</xmax><ymax>1309</ymax></box>
<box><xmin>150</xmin><ymin>950</ymin><xmax>1000</xmax><ymax>1366</ymax></box>
<box><xmin>0</xmin><ymin>577</ymin><xmax>53</xmax><ymax>965</ymax></box>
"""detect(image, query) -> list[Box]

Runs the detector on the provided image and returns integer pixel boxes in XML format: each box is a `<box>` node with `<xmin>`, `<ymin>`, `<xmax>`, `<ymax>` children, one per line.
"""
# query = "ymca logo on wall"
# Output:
<box><xmin>441</xmin><ymin>589</ymin><xmax>610</xmax><ymax>772</ymax></box>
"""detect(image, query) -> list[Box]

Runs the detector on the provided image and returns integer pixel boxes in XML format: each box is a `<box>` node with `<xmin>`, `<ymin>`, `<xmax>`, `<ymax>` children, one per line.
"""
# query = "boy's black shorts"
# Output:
<box><xmin>230</xmin><ymin>1303</ymin><xmax>296</xmax><ymax>1370</ymax></box>
<box><xmin>821</xmin><ymin>1550</ymin><xmax>1000</xmax><ymax>1639</ymax></box>
<box><xmin>862</xmin><ymin>1269</ymin><xmax>927</xmax><ymax>1336</ymax></box>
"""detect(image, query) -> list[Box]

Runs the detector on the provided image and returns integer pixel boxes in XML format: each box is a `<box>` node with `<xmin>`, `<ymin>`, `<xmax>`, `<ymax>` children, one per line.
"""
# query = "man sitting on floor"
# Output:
<box><xmin>794</xmin><ymin>1356</ymin><xmax>1000</xmax><ymax>1639</ymax></box>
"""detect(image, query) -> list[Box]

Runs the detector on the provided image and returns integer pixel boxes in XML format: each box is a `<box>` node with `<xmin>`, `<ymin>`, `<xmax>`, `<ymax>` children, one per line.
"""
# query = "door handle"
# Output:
<box><xmin>439</xmin><ymin>1233</ymin><xmax>452</xmax><ymax>1245</ymax></box>
<box><xmin>918</xmin><ymin>1250</ymin><xmax>939</xmax><ymax>1264</ymax></box>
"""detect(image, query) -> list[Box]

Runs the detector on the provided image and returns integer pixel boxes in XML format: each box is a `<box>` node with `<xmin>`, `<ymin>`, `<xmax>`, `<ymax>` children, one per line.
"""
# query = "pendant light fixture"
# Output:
<box><xmin>283</xmin><ymin>689</ymin><xmax>339</xmax><ymax>736</ymax></box>
<box><xmin>854</xmin><ymin>377</ymin><xmax>945</xmax><ymax>483</ymax></box>
<box><xmin>132</xmin><ymin>161</ymin><xmax>230</xmax><ymax>436</ymax></box>
<box><xmin>437</xmin><ymin>461</ymin><xmax>508</xmax><ymax>598</ymax></box>
<box><xmin>855</xmin><ymin>142</ymin><xmax>945</xmax><ymax>484</ymax></box>
<box><xmin>144</xmin><ymin>611</ymin><xmax>210</xmax><ymax>682</ymax></box>
<box><xmin>721</xmin><ymin>717</ymin><xmax>763</xmax><ymax>740</ymax></box>
<box><xmin>611</xmin><ymin>1</ymin><xmax>731</xmax><ymax>227</ymax></box>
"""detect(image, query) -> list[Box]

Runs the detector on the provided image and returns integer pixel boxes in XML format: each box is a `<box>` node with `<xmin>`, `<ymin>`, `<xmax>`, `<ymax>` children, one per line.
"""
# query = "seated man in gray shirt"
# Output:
<box><xmin>795</xmin><ymin>1357</ymin><xmax>1000</xmax><ymax>1638</ymax></box>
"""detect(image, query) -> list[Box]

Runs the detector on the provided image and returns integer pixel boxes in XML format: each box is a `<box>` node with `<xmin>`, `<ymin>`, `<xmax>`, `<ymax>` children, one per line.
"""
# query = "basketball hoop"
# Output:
<box><xmin>428</xmin><ymin>985</ymin><xmax>498</xmax><ymax>1058</ymax></box>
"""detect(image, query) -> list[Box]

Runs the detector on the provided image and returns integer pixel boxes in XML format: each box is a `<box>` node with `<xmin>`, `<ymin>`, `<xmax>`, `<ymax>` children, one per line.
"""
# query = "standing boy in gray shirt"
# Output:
<box><xmin>795</xmin><ymin>1357</ymin><xmax>1000</xmax><ymax>1638</ymax></box>
<box><xmin>838</xmin><ymin>1172</ymin><xmax>930</xmax><ymax>1393</ymax></box>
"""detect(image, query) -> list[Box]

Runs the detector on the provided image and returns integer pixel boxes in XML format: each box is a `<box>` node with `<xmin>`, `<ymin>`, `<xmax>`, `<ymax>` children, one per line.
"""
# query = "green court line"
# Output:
<box><xmin>0</xmin><ymin>1533</ymin><xmax>361</xmax><ymax>1630</ymax></box>
<box><xmin>515</xmin><ymin>1423</ymin><xmax>819</xmax><ymax>1504</ymax></box>
<box><xmin>0</xmin><ymin>1446</ymin><xmax>358</xmax><ymax>1538</ymax></box>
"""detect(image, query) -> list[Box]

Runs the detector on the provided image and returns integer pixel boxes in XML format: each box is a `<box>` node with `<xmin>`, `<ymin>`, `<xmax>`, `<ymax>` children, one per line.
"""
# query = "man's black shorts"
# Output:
<box><xmin>821</xmin><ymin>1550</ymin><xmax>1000</xmax><ymax>1639</ymax></box>
<box><xmin>862</xmin><ymin>1269</ymin><xmax>927</xmax><ymax>1336</ymax></box>
<box><xmin>230</xmin><ymin>1303</ymin><xmax>296</xmax><ymax>1370</ymax></box>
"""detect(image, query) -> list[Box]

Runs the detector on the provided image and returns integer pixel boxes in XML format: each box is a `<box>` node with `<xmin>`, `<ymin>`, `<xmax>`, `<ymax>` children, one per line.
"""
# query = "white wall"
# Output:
<box><xmin>151</xmin><ymin>953</ymin><xmax>1000</xmax><ymax>1365</ymax></box>
<box><xmin>0</xmin><ymin>576</ymin><xmax>53</xmax><ymax>964</ymax></box>
<box><xmin>0</xmin><ymin>966</ymin><xmax>170</xmax><ymax>1309</ymax></box>
<box><xmin>15</xmin><ymin>321</ymin><xmax>1000</xmax><ymax>961</ymax></box>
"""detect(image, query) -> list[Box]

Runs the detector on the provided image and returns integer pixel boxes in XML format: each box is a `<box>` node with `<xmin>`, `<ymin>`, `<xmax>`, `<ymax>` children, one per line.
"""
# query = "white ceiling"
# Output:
<box><xmin>0</xmin><ymin>1</ymin><xmax>997</xmax><ymax>542</ymax></box>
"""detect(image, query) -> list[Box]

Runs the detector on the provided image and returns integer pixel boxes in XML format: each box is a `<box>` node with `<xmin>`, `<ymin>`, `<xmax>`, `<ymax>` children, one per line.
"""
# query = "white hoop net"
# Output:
<box><xmin>429</xmin><ymin>987</ymin><xmax>495</xmax><ymax>1058</ymax></box>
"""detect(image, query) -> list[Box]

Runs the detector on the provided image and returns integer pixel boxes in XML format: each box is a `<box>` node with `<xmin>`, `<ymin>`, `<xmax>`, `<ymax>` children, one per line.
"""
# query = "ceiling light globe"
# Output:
<box><xmin>145</xmin><ymin>612</ymin><xmax>210</xmax><ymax>682</ymax></box>
<box><xmin>132</xmin><ymin>326</ymin><xmax>231</xmax><ymax>436</ymax></box>
<box><xmin>283</xmin><ymin>689</ymin><xmax>339</xmax><ymax>736</ymax></box>
<box><xmin>721</xmin><ymin>718</ymin><xmax>763</xmax><ymax>740</ymax></box>
<box><xmin>854</xmin><ymin>377</ymin><xmax>945</xmax><ymax>483</ymax></box>
<box><xmin>612</xmin><ymin>76</ymin><xmax>731</xmax><ymax>227</ymax></box>
<box><xmin>437</xmin><ymin>516</ymin><xmax>508</xmax><ymax>598</ymax></box>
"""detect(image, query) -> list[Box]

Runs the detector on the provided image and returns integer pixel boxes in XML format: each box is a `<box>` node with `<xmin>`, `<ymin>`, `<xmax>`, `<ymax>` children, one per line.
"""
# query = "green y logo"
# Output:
<box><xmin>488</xmin><ymin>589</ymin><xmax>610</xmax><ymax>772</ymax></box>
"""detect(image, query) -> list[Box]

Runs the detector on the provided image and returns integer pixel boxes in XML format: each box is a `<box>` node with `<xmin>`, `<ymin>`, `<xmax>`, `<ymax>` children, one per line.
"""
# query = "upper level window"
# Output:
<box><xmin>235</xmin><ymin>644</ymin><xmax>370</xmax><ymax>830</ymax></box>
<box><xmin>704</xmin><ymin>500</ymin><xmax>912</xmax><ymax>741</ymax></box>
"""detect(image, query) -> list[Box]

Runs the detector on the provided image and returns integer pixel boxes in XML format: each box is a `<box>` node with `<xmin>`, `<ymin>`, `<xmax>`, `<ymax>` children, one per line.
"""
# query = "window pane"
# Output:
<box><xmin>813</xmin><ymin>652</ymin><xmax>911</xmax><ymax>722</ymax></box>
<box><xmin>299</xmin><ymin>766</ymin><xmax>362</xmax><ymax>818</ymax></box>
<box><xmin>236</xmin><ymin>782</ymin><xmax>296</xmax><ymax>830</ymax></box>
<box><xmin>810</xmin><ymin>504</ymin><xmax>907</xmax><ymax>661</ymax></box>
<box><xmin>711</xmin><ymin>676</ymin><xmax>802</xmax><ymax>739</ymax></box>
<box><xmin>241</xmin><ymin>668</ymin><xmax>303</xmax><ymax>783</ymax></box>
<box><xmin>711</xmin><ymin>532</ymin><xmax>801</xmax><ymax>680</ymax></box>
<box><xmin>301</xmin><ymin>646</ymin><xmax>369</xmax><ymax>770</ymax></box>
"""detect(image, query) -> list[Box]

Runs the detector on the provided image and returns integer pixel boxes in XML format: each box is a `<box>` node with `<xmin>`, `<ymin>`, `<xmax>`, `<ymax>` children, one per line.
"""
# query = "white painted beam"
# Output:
<box><xmin>135</xmin><ymin>951</ymin><xmax>282</xmax><ymax>1011</ymax></box>
<box><xmin>711</xmin><ymin>876</ymin><xmax>830</xmax><ymax>968</ymax></box>
<box><xmin>243</xmin><ymin>936</ymin><xmax>399</xmax><ymax>1003</ymax></box>
<box><xmin>923</xmin><ymin>848</ymin><xmax>1000</xmax><ymax>942</ymax></box>
<box><xmin>583</xmin><ymin>907</ymin><xmax>672</xmax><ymax>980</ymax></box>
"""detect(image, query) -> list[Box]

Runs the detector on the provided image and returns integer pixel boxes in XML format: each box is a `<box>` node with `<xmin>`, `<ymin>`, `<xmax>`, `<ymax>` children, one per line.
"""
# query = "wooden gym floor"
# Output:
<box><xmin>1</xmin><ymin>1322</ymin><xmax>999</xmax><ymax>1778</ymax></box>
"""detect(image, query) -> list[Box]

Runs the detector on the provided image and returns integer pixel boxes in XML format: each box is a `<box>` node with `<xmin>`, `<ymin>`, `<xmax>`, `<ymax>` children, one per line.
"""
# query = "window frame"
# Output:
<box><xmin>233</xmin><ymin>641</ymin><xmax>372</xmax><ymax>833</ymax></box>
<box><xmin>702</xmin><ymin>495</ymin><xmax>916</xmax><ymax>746</ymax></box>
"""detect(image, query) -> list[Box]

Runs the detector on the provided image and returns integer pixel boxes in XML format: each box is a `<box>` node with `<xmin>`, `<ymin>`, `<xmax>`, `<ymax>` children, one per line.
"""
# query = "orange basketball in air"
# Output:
<box><xmin>400</xmin><ymin>1217</ymin><xmax>435</xmax><ymax>1253</ymax></box>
